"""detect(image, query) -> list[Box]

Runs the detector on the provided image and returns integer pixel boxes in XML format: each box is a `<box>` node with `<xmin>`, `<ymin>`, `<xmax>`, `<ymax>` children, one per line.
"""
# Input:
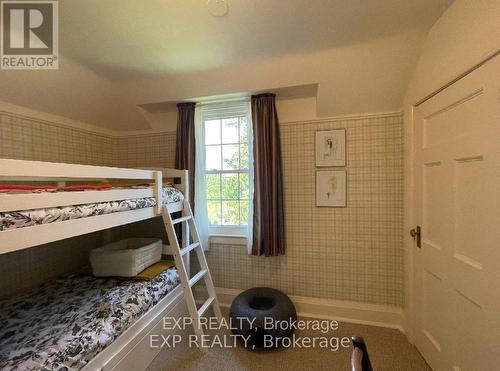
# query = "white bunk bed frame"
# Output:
<box><xmin>0</xmin><ymin>158</ymin><xmax>192</xmax><ymax>371</ymax></box>
<box><xmin>0</xmin><ymin>158</ymin><xmax>188</xmax><ymax>254</ymax></box>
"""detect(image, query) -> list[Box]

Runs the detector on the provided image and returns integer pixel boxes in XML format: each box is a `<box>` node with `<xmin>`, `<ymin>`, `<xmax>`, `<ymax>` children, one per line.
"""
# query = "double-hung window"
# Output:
<box><xmin>201</xmin><ymin>101</ymin><xmax>252</xmax><ymax>236</ymax></box>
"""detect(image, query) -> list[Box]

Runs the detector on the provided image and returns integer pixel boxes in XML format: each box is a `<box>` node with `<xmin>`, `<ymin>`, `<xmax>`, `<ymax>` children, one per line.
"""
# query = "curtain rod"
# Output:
<box><xmin>196</xmin><ymin>96</ymin><xmax>251</xmax><ymax>106</ymax></box>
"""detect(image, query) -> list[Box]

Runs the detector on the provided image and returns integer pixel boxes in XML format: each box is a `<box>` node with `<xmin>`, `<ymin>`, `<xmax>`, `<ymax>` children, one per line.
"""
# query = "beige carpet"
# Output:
<box><xmin>147</xmin><ymin>313</ymin><xmax>429</xmax><ymax>371</ymax></box>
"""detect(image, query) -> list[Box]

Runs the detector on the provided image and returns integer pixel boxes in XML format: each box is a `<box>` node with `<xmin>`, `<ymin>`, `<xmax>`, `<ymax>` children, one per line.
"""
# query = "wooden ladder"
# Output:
<box><xmin>161</xmin><ymin>200</ymin><xmax>222</xmax><ymax>347</ymax></box>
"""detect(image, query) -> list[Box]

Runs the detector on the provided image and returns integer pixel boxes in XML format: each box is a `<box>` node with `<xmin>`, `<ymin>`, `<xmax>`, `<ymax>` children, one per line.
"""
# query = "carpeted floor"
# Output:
<box><xmin>147</xmin><ymin>312</ymin><xmax>430</xmax><ymax>371</ymax></box>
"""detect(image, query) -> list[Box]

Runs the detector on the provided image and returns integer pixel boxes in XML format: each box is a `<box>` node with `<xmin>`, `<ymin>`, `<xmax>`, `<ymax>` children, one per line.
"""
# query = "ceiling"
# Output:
<box><xmin>0</xmin><ymin>0</ymin><xmax>454</xmax><ymax>131</ymax></box>
<box><xmin>60</xmin><ymin>0</ymin><xmax>452</xmax><ymax>80</ymax></box>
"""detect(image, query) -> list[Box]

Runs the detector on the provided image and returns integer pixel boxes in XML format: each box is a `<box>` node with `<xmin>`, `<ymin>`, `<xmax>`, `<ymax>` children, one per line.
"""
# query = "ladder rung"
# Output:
<box><xmin>197</xmin><ymin>296</ymin><xmax>216</xmax><ymax>317</ymax></box>
<box><xmin>189</xmin><ymin>269</ymin><xmax>207</xmax><ymax>287</ymax></box>
<box><xmin>172</xmin><ymin>215</ymin><xmax>192</xmax><ymax>225</ymax></box>
<box><xmin>180</xmin><ymin>242</ymin><xmax>200</xmax><ymax>256</ymax></box>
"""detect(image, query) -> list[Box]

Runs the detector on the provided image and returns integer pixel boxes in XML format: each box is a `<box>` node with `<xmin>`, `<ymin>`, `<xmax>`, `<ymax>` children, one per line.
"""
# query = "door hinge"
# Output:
<box><xmin>410</xmin><ymin>226</ymin><xmax>421</xmax><ymax>248</ymax></box>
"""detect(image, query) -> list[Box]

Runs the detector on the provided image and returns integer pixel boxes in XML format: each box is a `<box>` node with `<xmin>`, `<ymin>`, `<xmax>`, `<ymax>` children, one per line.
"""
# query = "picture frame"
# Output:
<box><xmin>316</xmin><ymin>170</ymin><xmax>347</xmax><ymax>207</ymax></box>
<box><xmin>315</xmin><ymin>129</ymin><xmax>346</xmax><ymax>167</ymax></box>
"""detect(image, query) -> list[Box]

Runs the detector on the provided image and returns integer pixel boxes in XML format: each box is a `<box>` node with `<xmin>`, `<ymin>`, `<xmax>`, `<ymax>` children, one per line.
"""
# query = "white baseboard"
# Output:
<box><xmin>196</xmin><ymin>287</ymin><xmax>403</xmax><ymax>332</ymax></box>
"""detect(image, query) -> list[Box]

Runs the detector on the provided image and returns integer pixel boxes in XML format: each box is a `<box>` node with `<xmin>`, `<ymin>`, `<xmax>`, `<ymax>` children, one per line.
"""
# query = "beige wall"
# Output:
<box><xmin>0</xmin><ymin>100</ymin><xmax>404</xmax><ymax>308</ymax></box>
<box><xmin>136</xmin><ymin>98</ymin><xmax>405</xmax><ymax>308</ymax></box>
<box><xmin>206</xmin><ymin>113</ymin><xmax>404</xmax><ymax>307</ymax></box>
<box><xmin>114</xmin><ymin>132</ymin><xmax>176</xmax><ymax>169</ymax></box>
<box><xmin>405</xmin><ymin>0</ymin><xmax>500</xmax><ymax>104</ymax></box>
<box><xmin>0</xmin><ymin>111</ymin><xmax>115</xmax><ymax>165</ymax></box>
<box><xmin>0</xmin><ymin>111</ymin><xmax>112</xmax><ymax>298</ymax></box>
<box><xmin>0</xmin><ymin>110</ymin><xmax>177</xmax><ymax>299</ymax></box>
<box><xmin>0</xmin><ymin>233</ymin><xmax>102</xmax><ymax>299</ymax></box>
<box><xmin>0</xmin><ymin>109</ymin><xmax>177</xmax><ymax>168</ymax></box>
<box><xmin>402</xmin><ymin>0</ymin><xmax>500</xmax><ymax>335</ymax></box>
<box><xmin>1</xmin><ymin>0</ymin><xmax>494</xmax><ymax>314</ymax></box>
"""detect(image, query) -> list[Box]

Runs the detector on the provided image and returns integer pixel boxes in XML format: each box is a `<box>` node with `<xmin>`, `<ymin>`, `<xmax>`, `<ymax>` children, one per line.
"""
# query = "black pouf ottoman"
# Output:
<box><xmin>229</xmin><ymin>287</ymin><xmax>297</xmax><ymax>350</ymax></box>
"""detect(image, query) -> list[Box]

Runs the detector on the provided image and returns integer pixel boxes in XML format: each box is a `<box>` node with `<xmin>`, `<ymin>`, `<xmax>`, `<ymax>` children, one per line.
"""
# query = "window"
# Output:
<box><xmin>202</xmin><ymin>102</ymin><xmax>252</xmax><ymax>236</ymax></box>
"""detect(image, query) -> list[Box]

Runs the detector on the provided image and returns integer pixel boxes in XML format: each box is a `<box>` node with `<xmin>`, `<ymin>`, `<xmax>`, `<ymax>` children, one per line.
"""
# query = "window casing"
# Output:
<box><xmin>202</xmin><ymin>102</ymin><xmax>252</xmax><ymax>236</ymax></box>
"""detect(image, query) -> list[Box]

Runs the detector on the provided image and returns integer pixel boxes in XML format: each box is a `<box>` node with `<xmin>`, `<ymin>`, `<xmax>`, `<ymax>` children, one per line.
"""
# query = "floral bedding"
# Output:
<box><xmin>0</xmin><ymin>187</ymin><xmax>183</xmax><ymax>231</ymax></box>
<box><xmin>0</xmin><ymin>268</ymin><xmax>180</xmax><ymax>371</ymax></box>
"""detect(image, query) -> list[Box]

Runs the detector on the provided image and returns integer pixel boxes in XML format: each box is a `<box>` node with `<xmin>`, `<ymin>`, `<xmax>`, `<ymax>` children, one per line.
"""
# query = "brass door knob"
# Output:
<box><xmin>410</xmin><ymin>228</ymin><xmax>417</xmax><ymax>238</ymax></box>
<box><xmin>410</xmin><ymin>226</ymin><xmax>421</xmax><ymax>248</ymax></box>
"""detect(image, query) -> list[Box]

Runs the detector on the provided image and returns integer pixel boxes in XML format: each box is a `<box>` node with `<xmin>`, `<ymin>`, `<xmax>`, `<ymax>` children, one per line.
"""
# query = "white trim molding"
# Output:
<box><xmin>280</xmin><ymin>111</ymin><xmax>403</xmax><ymax>126</ymax></box>
<box><xmin>197</xmin><ymin>287</ymin><xmax>404</xmax><ymax>332</ymax></box>
<box><xmin>209</xmin><ymin>235</ymin><xmax>247</xmax><ymax>246</ymax></box>
<box><xmin>0</xmin><ymin>100</ymin><xmax>402</xmax><ymax>137</ymax></box>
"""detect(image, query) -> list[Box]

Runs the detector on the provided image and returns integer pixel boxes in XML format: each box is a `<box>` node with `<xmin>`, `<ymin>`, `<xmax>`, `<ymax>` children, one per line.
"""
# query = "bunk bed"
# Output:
<box><xmin>0</xmin><ymin>159</ymin><xmax>191</xmax><ymax>371</ymax></box>
<box><xmin>0</xmin><ymin>159</ymin><xmax>189</xmax><ymax>254</ymax></box>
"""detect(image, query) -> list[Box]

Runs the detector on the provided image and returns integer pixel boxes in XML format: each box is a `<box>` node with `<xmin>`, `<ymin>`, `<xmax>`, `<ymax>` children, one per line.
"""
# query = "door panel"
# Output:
<box><xmin>413</xmin><ymin>55</ymin><xmax>500</xmax><ymax>370</ymax></box>
<box><xmin>423</xmin><ymin>88</ymin><xmax>484</xmax><ymax>148</ymax></box>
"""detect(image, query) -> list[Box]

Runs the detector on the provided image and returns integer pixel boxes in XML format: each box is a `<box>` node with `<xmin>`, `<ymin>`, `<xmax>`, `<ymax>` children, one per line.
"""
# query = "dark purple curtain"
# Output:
<box><xmin>175</xmin><ymin>102</ymin><xmax>196</xmax><ymax>206</ymax></box>
<box><xmin>251</xmin><ymin>93</ymin><xmax>286</xmax><ymax>256</ymax></box>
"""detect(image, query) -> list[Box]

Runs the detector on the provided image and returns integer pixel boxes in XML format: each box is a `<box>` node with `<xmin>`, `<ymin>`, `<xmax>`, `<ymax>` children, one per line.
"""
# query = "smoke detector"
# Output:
<box><xmin>207</xmin><ymin>0</ymin><xmax>229</xmax><ymax>17</ymax></box>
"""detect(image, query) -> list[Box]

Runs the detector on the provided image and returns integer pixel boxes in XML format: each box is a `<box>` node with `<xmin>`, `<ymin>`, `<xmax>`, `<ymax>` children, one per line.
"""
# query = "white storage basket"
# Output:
<box><xmin>90</xmin><ymin>238</ymin><xmax>162</xmax><ymax>277</ymax></box>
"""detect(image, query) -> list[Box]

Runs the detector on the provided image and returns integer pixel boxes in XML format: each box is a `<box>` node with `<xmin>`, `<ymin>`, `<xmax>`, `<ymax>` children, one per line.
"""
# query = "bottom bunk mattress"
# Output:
<box><xmin>0</xmin><ymin>268</ymin><xmax>180</xmax><ymax>371</ymax></box>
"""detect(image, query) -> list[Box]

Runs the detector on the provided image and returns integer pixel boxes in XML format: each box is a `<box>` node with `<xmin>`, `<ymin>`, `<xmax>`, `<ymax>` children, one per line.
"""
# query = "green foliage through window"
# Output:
<box><xmin>205</xmin><ymin>116</ymin><xmax>250</xmax><ymax>226</ymax></box>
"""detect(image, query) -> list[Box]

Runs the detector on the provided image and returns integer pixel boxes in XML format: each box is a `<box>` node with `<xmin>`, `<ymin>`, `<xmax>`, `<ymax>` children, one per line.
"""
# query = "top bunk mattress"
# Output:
<box><xmin>0</xmin><ymin>267</ymin><xmax>180</xmax><ymax>371</ymax></box>
<box><xmin>0</xmin><ymin>186</ymin><xmax>183</xmax><ymax>232</ymax></box>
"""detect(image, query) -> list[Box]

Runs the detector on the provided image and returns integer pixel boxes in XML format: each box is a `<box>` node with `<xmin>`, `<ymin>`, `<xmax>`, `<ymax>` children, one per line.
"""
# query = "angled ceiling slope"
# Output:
<box><xmin>0</xmin><ymin>0</ymin><xmax>453</xmax><ymax>132</ymax></box>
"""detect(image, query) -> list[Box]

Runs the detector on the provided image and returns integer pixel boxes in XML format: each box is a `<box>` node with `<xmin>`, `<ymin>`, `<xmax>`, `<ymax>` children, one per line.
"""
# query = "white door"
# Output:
<box><xmin>413</xmin><ymin>54</ymin><xmax>500</xmax><ymax>371</ymax></box>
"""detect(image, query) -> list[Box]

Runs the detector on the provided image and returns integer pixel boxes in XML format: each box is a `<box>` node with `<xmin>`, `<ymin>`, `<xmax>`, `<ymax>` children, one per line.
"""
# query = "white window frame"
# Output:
<box><xmin>201</xmin><ymin>100</ymin><xmax>252</xmax><ymax>237</ymax></box>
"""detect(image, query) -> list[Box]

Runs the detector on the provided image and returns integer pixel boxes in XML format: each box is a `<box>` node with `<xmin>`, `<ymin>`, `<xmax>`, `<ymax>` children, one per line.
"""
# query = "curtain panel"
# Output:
<box><xmin>251</xmin><ymin>93</ymin><xmax>286</xmax><ymax>256</ymax></box>
<box><xmin>175</xmin><ymin>102</ymin><xmax>196</xmax><ymax>206</ymax></box>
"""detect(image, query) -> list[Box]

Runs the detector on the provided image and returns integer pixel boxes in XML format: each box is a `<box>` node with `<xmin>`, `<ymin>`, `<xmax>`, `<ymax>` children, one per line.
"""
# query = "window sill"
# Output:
<box><xmin>209</xmin><ymin>234</ymin><xmax>247</xmax><ymax>246</ymax></box>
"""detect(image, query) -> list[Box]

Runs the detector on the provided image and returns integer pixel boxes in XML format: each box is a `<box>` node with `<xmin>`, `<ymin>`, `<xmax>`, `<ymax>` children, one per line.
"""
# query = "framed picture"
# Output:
<box><xmin>315</xmin><ymin>129</ymin><xmax>346</xmax><ymax>167</ymax></box>
<box><xmin>316</xmin><ymin>170</ymin><xmax>347</xmax><ymax>207</ymax></box>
